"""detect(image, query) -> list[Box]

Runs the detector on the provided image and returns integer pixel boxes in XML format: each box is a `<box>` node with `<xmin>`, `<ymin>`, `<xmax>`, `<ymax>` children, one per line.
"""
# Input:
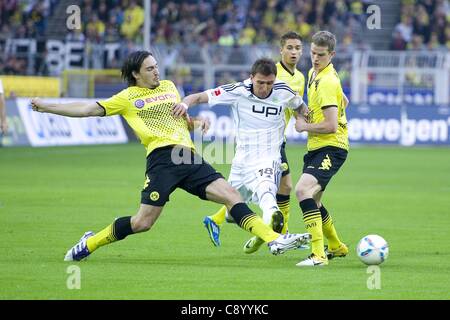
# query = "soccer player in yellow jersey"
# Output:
<box><xmin>30</xmin><ymin>51</ymin><xmax>309</xmax><ymax>261</ymax></box>
<box><xmin>275</xmin><ymin>31</ymin><xmax>305</xmax><ymax>235</ymax></box>
<box><xmin>294</xmin><ymin>31</ymin><xmax>349</xmax><ymax>267</ymax></box>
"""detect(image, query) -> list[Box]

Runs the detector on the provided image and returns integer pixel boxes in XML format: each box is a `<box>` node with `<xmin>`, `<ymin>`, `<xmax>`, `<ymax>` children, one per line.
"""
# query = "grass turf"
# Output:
<box><xmin>1</xmin><ymin>143</ymin><xmax>449</xmax><ymax>299</ymax></box>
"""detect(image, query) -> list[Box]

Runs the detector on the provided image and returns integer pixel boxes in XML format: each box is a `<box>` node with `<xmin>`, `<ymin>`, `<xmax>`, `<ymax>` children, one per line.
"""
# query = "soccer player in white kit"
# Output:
<box><xmin>173</xmin><ymin>58</ymin><xmax>307</xmax><ymax>253</ymax></box>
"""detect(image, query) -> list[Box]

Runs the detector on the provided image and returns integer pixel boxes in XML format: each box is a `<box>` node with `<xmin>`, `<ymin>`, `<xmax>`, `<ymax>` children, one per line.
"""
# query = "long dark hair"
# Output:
<box><xmin>121</xmin><ymin>51</ymin><xmax>153</xmax><ymax>86</ymax></box>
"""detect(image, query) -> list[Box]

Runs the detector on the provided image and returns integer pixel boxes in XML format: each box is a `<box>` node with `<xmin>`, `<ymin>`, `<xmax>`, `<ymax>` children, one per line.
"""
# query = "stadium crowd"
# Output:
<box><xmin>1</xmin><ymin>0</ymin><xmax>370</xmax><ymax>82</ymax></box>
<box><xmin>2</xmin><ymin>0</ymin><xmax>449</xmax><ymax>81</ymax></box>
<box><xmin>392</xmin><ymin>0</ymin><xmax>450</xmax><ymax>50</ymax></box>
<box><xmin>0</xmin><ymin>0</ymin><xmax>58</xmax><ymax>75</ymax></box>
<box><xmin>69</xmin><ymin>0</ymin><xmax>370</xmax><ymax>47</ymax></box>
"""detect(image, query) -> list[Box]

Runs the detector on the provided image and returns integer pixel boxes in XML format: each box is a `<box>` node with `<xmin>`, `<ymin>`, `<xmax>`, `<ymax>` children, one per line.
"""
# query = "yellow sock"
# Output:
<box><xmin>241</xmin><ymin>215</ymin><xmax>279</xmax><ymax>242</ymax></box>
<box><xmin>86</xmin><ymin>224</ymin><xmax>116</xmax><ymax>253</ymax></box>
<box><xmin>210</xmin><ymin>206</ymin><xmax>227</xmax><ymax>226</ymax></box>
<box><xmin>86</xmin><ymin>216</ymin><xmax>133</xmax><ymax>253</ymax></box>
<box><xmin>300</xmin><ymin>199</ymin><xmax>325</xmax><ymax>258</ymax></box>
<box><xmin>320</xmin><ymin>206</ymin><xmax>342</xmax><ymax>250</ymax></box>
<box><xmin>276</xmin><ymin>194</ymin><xmax>290</xmax><ymax>234</ymax></box>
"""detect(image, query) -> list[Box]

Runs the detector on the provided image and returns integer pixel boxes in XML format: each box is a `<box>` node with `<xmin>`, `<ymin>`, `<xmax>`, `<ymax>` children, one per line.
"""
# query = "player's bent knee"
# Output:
<box><xmin>295</xmin><ymin>183</ymin><xmax>322</xmax><ymax>201</ymax></box>
<box><xmin>131</xmin><ymin>217</ymin><xmax>152</xmax><ymax>232</ymax></box>
<box><xmin>281</xmin><ymin>173</ymin><xmax>292</xmax><ymax>185</ymax></box>
<box><xmin>295</xmin><ymin>184</ymin><xmax>312</xmax><ymax>200</ymax></box>
<box><xmin>278</xmin><ymin>178</ymin><xmax>292</xmax><ymax>195</ymax></box>
<box><xmin>131</xmin><ymin>206</ymin><xmax>162</xmax><ymax>232</ymax></box>
<box><xmin>205</xmin><ymin>178</ymin><xmax>243</xmax><ymax>207</ymax></box>
<box><xmin>223</xmin><ymin>186</ymin><xmax>242</xmax><ymax>207</ymax></box>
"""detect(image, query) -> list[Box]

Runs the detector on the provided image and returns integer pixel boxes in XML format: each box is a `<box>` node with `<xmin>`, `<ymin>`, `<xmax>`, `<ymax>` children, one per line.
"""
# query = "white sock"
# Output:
<box><xmin>255</xmin><ymin>181</ymin><xmax>279</xmax><ymax>225</ymax></box>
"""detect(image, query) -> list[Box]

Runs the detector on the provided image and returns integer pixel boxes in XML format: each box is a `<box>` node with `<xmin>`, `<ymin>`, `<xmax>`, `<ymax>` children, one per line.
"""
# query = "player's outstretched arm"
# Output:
<box><xmin>172</xmin><ymin>92</ymin><xmax>209</xmax><ymax>118</ymax></box>
<box><xmin>30</xmin><ymin>98</ymin><xmax>105</xmax><ymax>117</ymax></box>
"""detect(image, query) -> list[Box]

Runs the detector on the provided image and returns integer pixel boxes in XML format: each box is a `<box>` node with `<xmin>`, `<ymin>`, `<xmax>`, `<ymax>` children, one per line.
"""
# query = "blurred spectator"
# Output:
<box><xmin>237</xmin><ymin>22</ymin><xmax>256</xmax><ymax>45</ymax></box>
<box><xmin>86</xmin><ymin>13</ymin><xmax>105</xmax><ymax>39</ymax></box>
<box><xmin>413</xmin><ymin>5</ymin><xmax>431</xmax><ymax>43</ymax></box>
<box><xmin>218</xmin><ymin>29</ymin><xmax>235</xmax><ymax>47</ymax></box>
<box><xmin>427</xmin><ymin>32</ymin><xmax>441</xmax><ymax>50</ymax></box>
<box><xmin>120</xmin><ymin>0</ymin><xmax>144</xmax><ymax>41</ymax></box>
<box><xmin>394</xmin><ymin>16</ymin><xmax>414</xmax><ymax>43</ymax></box>
<box><xmin>391</xmin><ymin>30</ymin><xmax>407</xmax><ymax>50</ymax></box>
<box><xmin>28</xmin><ymin>1</ymin><xmax>47</xmax><ymax>36</ymax></box>
<box><xmin>3</xmin><ymin>56</ymin><xmax>27</xmax><ymax>75</ymax></box>
<box><xmin>394</xmin><ymin>0</ymin><xmax>450</xmax><ymax>50</ymax></box>
<box><xmin>97</xmin><ymin>0</ymin><xmax>109</xmax><ymax>23</ymax></box>
<box><xmin>446</xmin><ymin>26</ymin><xmax>450</xmax><ymax>49</ymax></box>
<box><xmin>408</xmin><ymin>34</ymin><xmax>426</xmax><ymax>51</ymax></box>
<box><xmin>104</xmin><ymin>15</ymin><xmax>121</xmax><ymax>43</ymax></box>
<box><xmin>295</xmin><ymin>14</ymin><xmax>313</xmax><ymax>40</ymax></box>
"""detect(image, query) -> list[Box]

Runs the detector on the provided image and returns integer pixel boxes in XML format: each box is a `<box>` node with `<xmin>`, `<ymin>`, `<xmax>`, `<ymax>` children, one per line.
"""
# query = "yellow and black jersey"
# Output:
<box><xmin>276</xmin><ymin>61</ymin><xmax>305</xmax><ymax>127</ymax></box>
<box><xmin>306</xmin><ymin>63</ymin><xmax>349</xmax><ymax>151</ymax></box>
<box><xmin>97</xmin><ymin>80</ymin><xmax>194</xmax><ymax>156</ymax></box>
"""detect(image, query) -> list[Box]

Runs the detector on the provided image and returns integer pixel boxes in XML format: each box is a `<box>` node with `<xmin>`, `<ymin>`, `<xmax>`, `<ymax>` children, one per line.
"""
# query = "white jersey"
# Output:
<box><xmin>206</xmin><ymin>78</ymin><xmax>303</xmax><ymax>167</ymax></box>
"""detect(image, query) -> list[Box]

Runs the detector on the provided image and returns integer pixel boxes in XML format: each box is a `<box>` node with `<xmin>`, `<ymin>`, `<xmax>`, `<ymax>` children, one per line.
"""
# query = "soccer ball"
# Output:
<box><xmin>356</xmin><ymin>235</ymin><xmax>389</xmax><ymax>265</ymax></box>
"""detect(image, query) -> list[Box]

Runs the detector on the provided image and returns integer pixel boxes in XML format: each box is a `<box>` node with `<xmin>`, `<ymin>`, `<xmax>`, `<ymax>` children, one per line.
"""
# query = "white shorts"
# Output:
<box><xmin>228</xmin><ymin>158</ymin><xmax>282</xmax><ymax>204</ymax></box>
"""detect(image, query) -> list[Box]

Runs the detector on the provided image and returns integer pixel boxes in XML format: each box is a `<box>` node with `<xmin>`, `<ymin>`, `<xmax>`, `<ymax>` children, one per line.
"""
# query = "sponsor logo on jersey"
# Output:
<box><xmin>252</xmin><ymin>105</ymin><xmax>282</xmax><ymax>117</ymax></box>
<box><xmin>144</xmin><ymin>93</ymin><xmax>177</xmax><ymax>104</ymax></box>
<box><xmin>134</xmin><ymin>99</ymin><xmax>145</xmax><ymax>108</ymax></box>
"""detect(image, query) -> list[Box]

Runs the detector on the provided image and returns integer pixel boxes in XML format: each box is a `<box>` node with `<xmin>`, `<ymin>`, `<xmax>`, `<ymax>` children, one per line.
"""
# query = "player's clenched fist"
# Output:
<box><xmin>30</xmin><ymin>98</ymin><xmax>44</xmax><ymax>112</ymax></box>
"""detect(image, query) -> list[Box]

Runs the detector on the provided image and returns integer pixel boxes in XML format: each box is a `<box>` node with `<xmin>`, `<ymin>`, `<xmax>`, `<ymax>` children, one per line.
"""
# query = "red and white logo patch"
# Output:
<box><xmin>214</xmin><ymin>88</ymin><xmax>222</xmax><ymax>96</ymax></box>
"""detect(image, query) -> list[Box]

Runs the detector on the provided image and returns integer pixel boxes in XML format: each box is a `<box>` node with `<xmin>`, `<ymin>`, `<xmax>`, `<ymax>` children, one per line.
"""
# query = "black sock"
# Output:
<box><xmin>229</xmin><ymin>203</ymin><xmax>254</xmax><ymax>226</ymax></box>
<box><xmin>113</xmin><ymin>216</ymin><xmax>134</xmax><ymax>240</ymax></box>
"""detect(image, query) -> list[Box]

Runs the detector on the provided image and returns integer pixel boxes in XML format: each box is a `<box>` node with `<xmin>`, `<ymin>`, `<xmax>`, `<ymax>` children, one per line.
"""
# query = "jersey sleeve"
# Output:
<box><xmin>206</xmin><ymin>84</ymin><xmax>240</xmax><ymax>106</ymax></box>
<box><xmin>97</xmin><ymin>89</ymin><xmax>130</xmax><ymax>116</ymax></box>
<box><xmin>287</xmin><ymin>94</ymin><xmax>304</xmax><ymax>110</ymax></box>
<box><xmin>317</xmin><ymin>79</ymin><xmax>339</xmax><ymax>108</ymax></box>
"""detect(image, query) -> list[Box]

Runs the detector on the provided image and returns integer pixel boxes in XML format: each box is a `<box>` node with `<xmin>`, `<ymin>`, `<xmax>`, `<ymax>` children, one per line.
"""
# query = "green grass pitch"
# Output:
<box><xmin>1</xmin><ymin>143</ymin><xmax>449</xmax><ymax>299</ymax></box>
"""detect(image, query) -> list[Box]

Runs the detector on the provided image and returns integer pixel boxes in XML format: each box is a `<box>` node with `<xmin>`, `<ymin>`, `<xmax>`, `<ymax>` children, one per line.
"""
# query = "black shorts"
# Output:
<box><xmin>280</xmin><ymin>141</ymin><xmax>290</xmax><ymax>177</ymax></box>
<box><xmin>302</xmin><ymin>146</ymin><xmax>348</xmax><ymax>191</ymax></box>
<box><xmin>141</xmin><ymin>145</ymin><xmax>224</xmax><ymax>206</ymax></box>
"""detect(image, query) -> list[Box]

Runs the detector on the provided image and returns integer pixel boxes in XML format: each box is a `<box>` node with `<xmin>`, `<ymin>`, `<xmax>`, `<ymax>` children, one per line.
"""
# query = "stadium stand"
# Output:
<box><xmin>1</xmin><ymin>0</ymin><xmax>371</xmax><ymax>74</ymax></box>
<box><xmin>393</xmin><ymin>0</ymin><xmax>449</xmax><ymax>51</ymax></box>
<box><xmin>0</xmin><ymin>0</ymin><xmax>448</xmax><ymax>101</ymax></box>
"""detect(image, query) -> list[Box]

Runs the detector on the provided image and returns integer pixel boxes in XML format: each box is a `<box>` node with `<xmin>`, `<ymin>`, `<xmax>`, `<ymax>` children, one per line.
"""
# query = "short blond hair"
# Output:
<box><xmin>312</xmin><ymin>31</ymin><xmax>336</xmax><ymax>52</ymax></box>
